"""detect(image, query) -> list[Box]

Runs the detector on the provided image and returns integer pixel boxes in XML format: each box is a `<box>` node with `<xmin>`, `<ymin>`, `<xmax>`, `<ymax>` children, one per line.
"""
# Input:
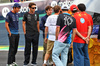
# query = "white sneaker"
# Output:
<box><xmin>13</xmin><ymin>62</ymin><xmax>18</xmax><ymax>66</ymax></box>
<box><xmin>31</xmin><ymin>64</ymin><xmax>37</xmax><ymax>66</ymax></box>
<box><xmin>6</xmin><ymin>63</ymin><xmax>15</xmax><ymax>66</ymax></box>
<box><xmin>23</xmin><ymin>65</ymin><xmax>28</xmax><ymax>66</ymax></box>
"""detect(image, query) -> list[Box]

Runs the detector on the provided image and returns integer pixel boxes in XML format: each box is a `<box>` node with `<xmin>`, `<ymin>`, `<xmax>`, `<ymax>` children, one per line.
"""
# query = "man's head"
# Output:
<box><xmin>61</xmin><ymin>5</ymin><xmax>69</xmax><ymax>12</ymax></box>
<box><xmin>12</xmin><ymin>3</ymin><xmax>21</xmax><ymax>13</ymax></box>
<box><xmin>29</xmin><ymin>3</ymin><xmax>36</xmax><ymax>13</ymax></box>
<box><xmin>45</xmin><ymin>6</ymin><xmax>52</xmax><ymax>15</ymax></box>
<box><xmin>70</xmin><ymin>4</ymin><xmax>78</xmax><ymax>13</ymax></box>
<box><xmin>78</xmin><ymin>3</ymin><xmax>86</xmax><ymax>12</ymax></box>
<box><xmin>53</xmin><ymin>5</ymin><xmax>61</xmax><ymax>13</ymax></box>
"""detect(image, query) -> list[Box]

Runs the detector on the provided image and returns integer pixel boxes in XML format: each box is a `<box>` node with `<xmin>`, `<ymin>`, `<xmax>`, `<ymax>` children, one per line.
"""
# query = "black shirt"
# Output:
<box><xmin>56</xmin><ymin>13</ymin><xmax>76</xmax><ymax>43</ymax></box>
<box><xmin>23</xmin><ymin>12</ymin><xmax>39</xmax><ymax>35</ymax></box>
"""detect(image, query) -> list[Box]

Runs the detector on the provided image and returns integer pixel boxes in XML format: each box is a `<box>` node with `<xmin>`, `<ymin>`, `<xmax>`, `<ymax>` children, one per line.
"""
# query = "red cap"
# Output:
<box><xmin>70</xmin><ymin>4</ymin><xmax>78</xmax><ymax>11</ymax></box>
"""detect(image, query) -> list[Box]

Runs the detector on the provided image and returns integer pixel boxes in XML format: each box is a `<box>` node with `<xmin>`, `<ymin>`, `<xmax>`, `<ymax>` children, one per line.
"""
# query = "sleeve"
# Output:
<box><xmin>40</xmin><ymin>17</ymin><xmax>45</xmax><ymax>31</ymax></box>
<box><xmin>98</xmin><ymin>25</ymin><xmax>100</xmax><ymax>39</ymax></box>
<box><xmin>72</xmin><ymin>18</ymin><xmax>76</xmax><ymax>29</ymax></box>
<box><xmin>23</xmin><ymin>13</ymin><xmax>27</xmax><ymax>21</ymax></box>
<box><xmin>45</xmin><ymin>17</ymin><xmax>50</xmax><ymax>27</ymax></box>
<box><xmin>37</xmin><ymin>13</ymin><xmax>39</xmax><ymax>21</ymax></box>
<box><xmin>5</xmin><ymin>13</ymin><xmax>10</xmax><ymax>23</ymax></box>
<box><xmin>56</xmin><ymin>15</ymin><xmax>61</xmax><ymax>26</ymax></box>
<box><xmin>89</xmin><ymin>14</ymin><xmax>93</xmax><ymax>25</ymax></box>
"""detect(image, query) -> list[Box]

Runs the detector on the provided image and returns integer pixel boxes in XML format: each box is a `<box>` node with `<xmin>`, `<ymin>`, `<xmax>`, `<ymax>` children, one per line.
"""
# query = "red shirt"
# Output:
<box><xmin>73</xmin><ymin>12</ymin><xmax>91</xmax><ymax>43</ymax></box>
<box><xmin>81</xmin><ymin>12</ymin><xmax>93</xmax><ymax>26</ymax></box>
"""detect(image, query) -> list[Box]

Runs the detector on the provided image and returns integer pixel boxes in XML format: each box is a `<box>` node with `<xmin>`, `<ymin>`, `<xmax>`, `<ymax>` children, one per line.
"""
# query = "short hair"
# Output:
<box><xmin>53</xmin><ymin>5</ymin><xmax>61</xmax><ymax>13</ymax></box>
<box><xmin>78</xmin><ymin>3</ymin><xmax>86</xmax><ymax>11</ymax></box>
<box><xmin>45</xmin><ymin>6</ymin><xmax>52</xmax><ymax>11</ymax></box>
<box><xmin>29</xmin><ymin>3</ymin><xmax>36</xmax><ymax>8</ymax></box>
<box><xmin>72</xmin><ymin>10</ymin><xmax>78</xmax><ymax>13</ymax></box>
<box><xmin>62</xmin><ymin>9</ymin><xmax>68</xmax><ymax>11</ymax></box>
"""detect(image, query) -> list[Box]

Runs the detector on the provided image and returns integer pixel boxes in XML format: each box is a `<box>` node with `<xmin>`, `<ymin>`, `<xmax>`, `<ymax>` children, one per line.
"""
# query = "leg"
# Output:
<box><xmin>31</xmin><ymin>33</ymin><xmax>39</xmax><ymax>64</ymax></box>
<box><xmin>43</xmin><ymin>39</ymin><xmax>47</xmax><ymax>61</ymax></box>
<box><xmin>44</xmin><ymin>40</ymin><xmax>54</xmax><ymax>63</ymax></box>
<box><xmin>83</xmin><ymin>44</ymin><xmax>90</xmax><ymax>66</ymax></box>
<box><xmin>73</xmin><ymin>42</ymin><xmax>84</xmax><ymax>66</ymax></box>
<box><xmin>13</xmin><ymin>34</ymin><xmax>19</xmax><ymax>62</ymax></box>
<box><xmin>7</xmin><ymin>34</ymin><xmax>16</xmax><ymax>64</ymax></box>
<box><xmin>24</xmin><ymin>34</ymin><xmax>32</xmax><ymax>65</ymax></box>
<box><xmin>61</xmin><ymin>44</ymin><xmax>70</xmax><ymax>66</ymax></box>
<box><xmin>52</xmin><ymin>41</ymin><xmax>65</xmax><ymax>66</ymax></box>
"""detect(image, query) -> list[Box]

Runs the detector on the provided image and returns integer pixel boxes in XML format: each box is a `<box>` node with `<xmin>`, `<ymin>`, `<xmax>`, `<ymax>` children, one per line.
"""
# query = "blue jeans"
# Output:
<box><xmin>52</xmin><ymin>40</ymin><xmax>70</xmax><ymax>66</ymax></box>
<box><xmin>73</xmin><ymin>42</ymin><xmax>90</xmax><ymax>66</ymax></box>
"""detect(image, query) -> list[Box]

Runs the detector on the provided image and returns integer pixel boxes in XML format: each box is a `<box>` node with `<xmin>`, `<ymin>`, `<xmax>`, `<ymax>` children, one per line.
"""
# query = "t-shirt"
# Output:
<box><xmin>56</xmin><ymin>13</ymin><xmax>76</xmax><ymax>43</ymax></box>
<box><xmin>23</xmin><ymin>12</ymin><xmax>39</xmax><ymax>35</ymax></box>
<box><xmin>5</xmin><ymin>11</ymin><xmax>19</xmax><ymax>34</ymax></box>
<box><xmin>73</xmin><ymin>12</ymin><xmax>91</xmax><ymax>43</ymax></box>
<box><xmin>81</xmin><ymin>12</ymin><xmax>93</xmax><ymax>26</ymax></box>
<box><xmin>45</xmin><ymin>15</ymin><xmax>58</xmax><ymax>41</ymax></box>
<box><xmin>14</xmin><ymin>0</ymin><xmax>20</xmax><ymax>2</ymax></box>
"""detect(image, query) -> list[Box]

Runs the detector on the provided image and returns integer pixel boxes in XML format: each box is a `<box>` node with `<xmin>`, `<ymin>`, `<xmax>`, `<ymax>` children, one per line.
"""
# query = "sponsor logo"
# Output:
<box><xmin>2</xmin><ymin>7</ymin><xmax>10</xmax><ymax>18</ymax></box>
<box><xmin>80</xmin><ymin>18</ymin><xmax>85</xmax><ymax>23</ymax></box>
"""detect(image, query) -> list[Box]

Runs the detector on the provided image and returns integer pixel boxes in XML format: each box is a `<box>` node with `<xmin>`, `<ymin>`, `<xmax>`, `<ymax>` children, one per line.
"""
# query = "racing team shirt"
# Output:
<box><xmin>73</xmin><ymin>12</ymin><xmax>91</xmax><ymax>43</ymax></box>
<box><xmin>56</xmin><ymin>13</ymin><xmax>76</xmax><ymax>43</ymax></box>
<box><xmin>23</xmin><ymin>12</ymin><xmax>39</xmax><ymax>35</ymax></box>
<box><xmin>6</xmin><ymin>11</ymin><xmax>19</xmax><ymax>34</ymax></box>
<box><xmin>81</xmin><ymin>12</ymin><xmax>93</xmax><ymax>26</ymax></box>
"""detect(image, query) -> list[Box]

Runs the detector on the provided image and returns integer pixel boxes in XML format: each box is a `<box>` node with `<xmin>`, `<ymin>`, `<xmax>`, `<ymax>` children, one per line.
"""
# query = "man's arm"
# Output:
<box><xmin>56</xmin><ymin>26</ymin><xmax>60</xmax><ymax>40</ymax></box>
<box><xmin>5</xmin><ymin>22</ymin><xmax>11</xmax><ymax>36</ymax></box>
<box><xmin>44</xmin><ymin>26</ymin><xmax>48</xmax><ymax>43</ymax></box>
<box><xmin>70</xmin><ymin>28</ymin><xmax>76</xmax><ymax>48</ymax></box>
<box><xmin>22</xmin><ymin>21</ymin><xmax>26</xmax><ymax>34</ymax></box>
<box><xmin>37</xmin><ymin>21</ymin><xmax>40</xmax><ymax>33</ymax></box>
<box><xmin>40</xmin><ymin>18</ymin><xmax>45</xmax><ymax>31</ymax></box>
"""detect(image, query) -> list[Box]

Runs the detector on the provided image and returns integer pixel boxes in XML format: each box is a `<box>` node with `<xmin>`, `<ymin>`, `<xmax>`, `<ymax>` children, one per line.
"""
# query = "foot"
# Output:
<box><xmin>42</xmin><ymin>64</ymin><xmax>47</xmax><ymax>66</ymax></box>
<box><xmin>13</xmin><ymin>62</ymin><xmax>18</xmax><ymax>66</ymax></box>
<box><xmin>31</xmin><ymin>63</ymin><xmax>37</xmax><ymax>66</ymax></box>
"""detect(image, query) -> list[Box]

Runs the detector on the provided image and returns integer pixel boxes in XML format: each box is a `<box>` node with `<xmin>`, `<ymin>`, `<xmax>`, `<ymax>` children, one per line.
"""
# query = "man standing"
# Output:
<box><xmin>52</xmin><ymin>5</ymin><xmax>77</xmax><ymax>66</ymax></box>
<box><xmin>22</xmin><ymin>3</ymin><xmax>39</xmax><ymax>66</ymax></box>
<box><xmin>70</xmin><ymin>4</ymin><xmax>91</xmax><ymax>66</ymax></box>
<box><xmin>40</xmin><ymin>6</ymin><xmax>53</xmax><ymax>64</ymax></box>
<box><xmin>43</xmin><ymin>5</ymin><xmax>61</xmax><ymax>66</ymax></box>
<box><xmin>5</xmin><ymin>3</ymin><xmax>21</xmax><ymax>66</ymax></box>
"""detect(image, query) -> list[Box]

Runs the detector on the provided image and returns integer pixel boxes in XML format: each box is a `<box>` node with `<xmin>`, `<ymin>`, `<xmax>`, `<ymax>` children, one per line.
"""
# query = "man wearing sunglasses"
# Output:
<box><xmin>5</xmin><ymin>3</ymin><xmax>21</xmax><ymax>66</ymax></box>
<box><xmin>22</xmin><ymin>2</ymin><xmax>39</xmax><ymax>66</ymax></box>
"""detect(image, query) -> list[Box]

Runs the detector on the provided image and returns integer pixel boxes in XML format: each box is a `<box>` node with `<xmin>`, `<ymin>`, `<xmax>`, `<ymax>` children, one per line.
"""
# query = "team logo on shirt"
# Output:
<box><xmin>64</xmin><ymin>15</ymin><xmax>73</xmax><ymax>26</ymax></box>
<box><xmin>80</xmin><ymin>18</ymin><xmax>85</xmax><ymax>23</ymax></box>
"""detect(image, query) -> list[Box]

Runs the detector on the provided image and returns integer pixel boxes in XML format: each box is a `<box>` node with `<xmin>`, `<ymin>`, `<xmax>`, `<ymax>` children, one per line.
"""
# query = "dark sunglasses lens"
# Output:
<box><xmin>32</xmin><ymin>7</ymin><xmax>36</xmax><ymax>9</ymax></box>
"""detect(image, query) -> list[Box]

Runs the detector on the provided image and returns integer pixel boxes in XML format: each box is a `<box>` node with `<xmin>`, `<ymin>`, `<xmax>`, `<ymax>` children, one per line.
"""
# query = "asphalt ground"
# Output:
<box><xmin>0</xmin><ymin>51</ymin><xmax>74</xmax><ymax>66</ymax></box>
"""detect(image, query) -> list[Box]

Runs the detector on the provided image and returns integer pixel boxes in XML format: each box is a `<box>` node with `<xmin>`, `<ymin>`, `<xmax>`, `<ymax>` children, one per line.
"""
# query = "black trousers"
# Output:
<box><xmin>7</xmin><ymin>34</ymin><xmax>19</xmax><ymax>64</ymax></box>
<box><xmin>24</xmin><ymin>33</ymin><xmax>39</xmax><ymax>65</ymax></box>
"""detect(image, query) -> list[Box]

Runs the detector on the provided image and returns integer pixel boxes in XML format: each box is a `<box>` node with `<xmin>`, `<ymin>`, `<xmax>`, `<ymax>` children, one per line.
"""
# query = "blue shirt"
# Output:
<box><xmin>5</xmin><ymin>11</ymin><xmax>19</xmax><ymax>34</ymax></box>
<box><xmin>40</xmin><ymin>15</ymin><xmax>48</xmax><ymax>38</ymax></box>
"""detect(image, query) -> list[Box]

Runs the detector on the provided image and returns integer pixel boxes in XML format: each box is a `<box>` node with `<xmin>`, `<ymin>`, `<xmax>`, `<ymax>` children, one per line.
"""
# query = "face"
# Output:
<box><xmin>29</xmin><ymin>5</ymin><xmax>36</xmax><ymax>12</ymax></box>
<box><xmin>46</xmin><ymin>8</ymin><xmax>52</xmax><ymax>15</ymax></box>
<box><xmin>14</xmin><ymin>7</ymin><xmax>20</xmax><ymax>13</ymax></box>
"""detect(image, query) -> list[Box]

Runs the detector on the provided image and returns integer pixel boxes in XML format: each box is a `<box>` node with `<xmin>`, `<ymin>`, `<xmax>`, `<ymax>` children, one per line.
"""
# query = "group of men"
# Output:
<box><xmin>5</xmin><ymin>2</ymin><xmax>93</xmax><ymax>66</ymax></box>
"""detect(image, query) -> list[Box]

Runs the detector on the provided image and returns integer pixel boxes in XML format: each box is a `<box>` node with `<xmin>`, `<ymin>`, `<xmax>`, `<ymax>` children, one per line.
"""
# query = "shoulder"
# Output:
<box><xmin>35</xmin><ymin>12</ymin><xmax>39</xmax><ymax>15</ymax></box>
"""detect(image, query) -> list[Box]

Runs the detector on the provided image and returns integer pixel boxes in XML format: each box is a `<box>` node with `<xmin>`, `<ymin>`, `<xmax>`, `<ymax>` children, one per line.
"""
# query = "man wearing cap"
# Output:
<box><xmin>22</xmin><ymin>2</ymin><xmax>39</xmax><ymax>66</ymax></box>
<box><xmin>70</xmin><ymin>4</ymin><xmax>91</xmax><ymax>66</ymax></box>
<box><xmin>5</xmin><ymin>3</ymin><xmax>21</xmax><ymax>66</ymax></box>
<box><xmin>52</xmin><ymin>5</ymin><xmax>77</xmax><ymax>66</ymax></box>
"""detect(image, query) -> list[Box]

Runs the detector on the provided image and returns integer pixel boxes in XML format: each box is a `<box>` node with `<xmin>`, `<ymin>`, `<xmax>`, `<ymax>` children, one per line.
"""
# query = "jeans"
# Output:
<box><xmin>73</xmin><ymin>42</ymin><xmax>90</xmax><ymax>66</ymax></box>
<box><xmin>52</xmin><ymin>40</ymin><xmax>70</xmax><ymax>66</ymax></box>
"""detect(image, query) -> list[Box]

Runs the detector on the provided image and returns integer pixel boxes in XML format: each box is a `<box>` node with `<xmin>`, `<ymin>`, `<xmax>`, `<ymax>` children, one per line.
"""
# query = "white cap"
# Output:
<box><xmin>61</xmin><ymin>5</ymin><xmax>69</xmax><ymax>9</ymax></box>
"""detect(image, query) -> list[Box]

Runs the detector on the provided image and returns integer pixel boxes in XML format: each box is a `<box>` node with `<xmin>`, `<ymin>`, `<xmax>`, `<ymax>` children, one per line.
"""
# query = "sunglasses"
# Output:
<box><xmin>31</xmin><ymin>7</ymin><xmax>36</xmax><ymax>9</ymax></box>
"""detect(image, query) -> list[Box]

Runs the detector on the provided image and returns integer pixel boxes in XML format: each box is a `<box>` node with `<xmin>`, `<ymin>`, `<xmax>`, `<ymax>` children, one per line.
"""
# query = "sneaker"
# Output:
<box><xmin>7</xmin><ymin>63</ymin><xmax>15</xmax><ymax>66</ymax></box>
<box><xmin>13</xmin><ymin>62</ymin><xmax>18</xmax><ymax>66</ymax></box>
<box><xmin>31</xmin><ymin>63</ymin><xmax>37</xmax><ymax>66</ymax></box>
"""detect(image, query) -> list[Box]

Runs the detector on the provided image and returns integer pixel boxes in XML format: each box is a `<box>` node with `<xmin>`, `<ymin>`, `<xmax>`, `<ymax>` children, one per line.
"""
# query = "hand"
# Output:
<box><xmin>70</xmin><ymin>42</ymin><xmax>73</xmax><ymax>48</ymax></box>
<box><xmin>44</xmin><ymin>38</ymin><xmax>47</xmax><ymax>43</ymax></box>
<box><xmin>24</xmin><ymin>31</ymin><xmax>26</xmax><ymax>34</ymax></box>
<box><xmin>9</xmin><ymin>33</ymin><xmax>11</xmax><ymax>37</ymax></box>
<box><xmin>97</xmin><ymin>39</ymin><xmax>100</xmax><ymax>42</ymax></box>
<box><xmin>85</xmin><ymin>37</ymin><xmax>90</xmax><ymax>44</ymax></box>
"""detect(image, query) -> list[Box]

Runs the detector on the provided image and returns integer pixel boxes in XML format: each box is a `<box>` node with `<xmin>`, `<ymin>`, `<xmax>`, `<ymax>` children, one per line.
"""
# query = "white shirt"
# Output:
<box><xmin>45</xmin><ymin>15</ymin><xmax>58</xmax><ymax>41</ymax></box>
